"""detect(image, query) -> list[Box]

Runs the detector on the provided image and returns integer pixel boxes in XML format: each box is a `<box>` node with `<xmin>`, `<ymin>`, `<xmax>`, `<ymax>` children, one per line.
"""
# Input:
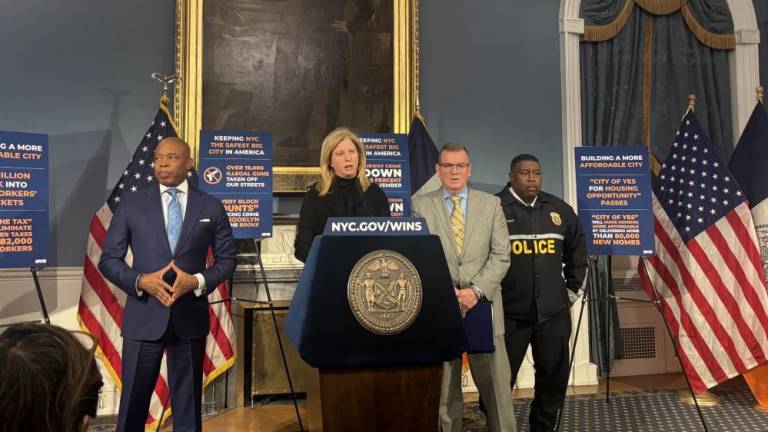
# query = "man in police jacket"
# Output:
<box><xmin>497</xmin><ymin>154</ymin><xmax>587</xmax><ymax>432</ymax></box>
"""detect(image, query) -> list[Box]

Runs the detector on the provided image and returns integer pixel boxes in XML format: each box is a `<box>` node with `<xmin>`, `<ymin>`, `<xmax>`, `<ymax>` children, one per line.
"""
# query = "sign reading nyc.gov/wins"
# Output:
<box><xmin>0</xmin><ymin>130</ymin><xmax>49</xmax><ymax>268</ymax></box>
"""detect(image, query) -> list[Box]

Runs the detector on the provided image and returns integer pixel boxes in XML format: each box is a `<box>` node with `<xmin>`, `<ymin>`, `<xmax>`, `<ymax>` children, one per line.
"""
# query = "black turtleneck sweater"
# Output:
<box><xmin>293</xmin><ymin>176</ymin><xmax>390</xmax><ymax>262</ymax></box>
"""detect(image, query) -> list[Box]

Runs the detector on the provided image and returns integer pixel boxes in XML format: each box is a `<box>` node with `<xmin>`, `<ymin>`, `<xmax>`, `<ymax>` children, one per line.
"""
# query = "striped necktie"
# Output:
<box><xmin>449</xmin><ymin>195</ymin><xmax>464</xmax><ymax>254</ymax></box>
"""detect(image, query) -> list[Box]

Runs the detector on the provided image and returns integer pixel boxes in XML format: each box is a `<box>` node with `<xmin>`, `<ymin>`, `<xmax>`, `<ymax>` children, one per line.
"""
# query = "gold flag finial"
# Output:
<box><xmin>688</xmin><ymin>94</ymin><xmax>696</xmax><ymax>112</ymax></box>
<box><xmin>757</xmin><ymin>86</ymin><xmax>764</xmax><ymax>104</ymax></box>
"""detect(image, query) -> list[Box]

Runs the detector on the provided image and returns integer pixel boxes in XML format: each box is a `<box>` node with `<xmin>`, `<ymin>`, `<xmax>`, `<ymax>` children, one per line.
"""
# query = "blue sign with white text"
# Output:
<box><xmin>575</xmin><ymin>146</ymin><xmax>654</xmax><ymax>256</ymax></box>
<box><xmin>359</xmin><ymin>133</ymin><xmax>411</xmax><ymax>217</ymax></box>
<box><xmin>198</xmin><ymin>130</ymin><xmax>273</xmax><ymax>239</ymax></box>
<box><xmin>0</xmin><ymin>131</ymin><xmax>49</xmax><ymax>268</ymax></box>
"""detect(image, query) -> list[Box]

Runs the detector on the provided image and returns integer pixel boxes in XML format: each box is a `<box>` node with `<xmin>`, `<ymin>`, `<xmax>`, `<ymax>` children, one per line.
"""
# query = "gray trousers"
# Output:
<box><xmin>439</xmin><ymin>334</ymin><xmax>517</xmax><ymax>432</ymax></box>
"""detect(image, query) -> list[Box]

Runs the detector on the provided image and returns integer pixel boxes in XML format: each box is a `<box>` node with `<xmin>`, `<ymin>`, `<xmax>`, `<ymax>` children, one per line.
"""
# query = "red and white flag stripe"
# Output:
<box><xmin>640</xmin><ymin>196</ymin><xmax>768</xmax><ymax>392</ymax></box>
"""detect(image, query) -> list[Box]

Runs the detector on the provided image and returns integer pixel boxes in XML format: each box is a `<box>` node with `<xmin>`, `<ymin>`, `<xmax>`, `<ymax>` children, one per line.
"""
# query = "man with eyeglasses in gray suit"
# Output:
<box><xmin>412</xmin><ymin>143</ymin><xmax>516</xmax><ymax>432</ymax></box>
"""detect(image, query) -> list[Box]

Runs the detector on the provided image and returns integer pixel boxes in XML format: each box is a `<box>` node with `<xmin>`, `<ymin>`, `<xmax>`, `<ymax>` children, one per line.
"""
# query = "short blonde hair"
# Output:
<box><xmin>317</xmin><ymin>127</ymin><xmax>371</xmax><ymax>196</ymax></box>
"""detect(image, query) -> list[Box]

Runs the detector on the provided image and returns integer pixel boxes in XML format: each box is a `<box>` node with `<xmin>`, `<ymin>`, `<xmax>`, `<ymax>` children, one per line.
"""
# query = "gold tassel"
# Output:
<box><xmin>680</xmin><ymin>5</ymin><xmax>735</xmax><ymax>50</ymax></box>
<box><xmin>634</xmin><ymin>0</ymin><xmax>688</xmax><ymax>16</ymax></box>
<box><xmin>582</xmin><ymin>0</ymin><xmax>635</xmax><ymax>42</ymax></box>
<box><xmin>583</xmin><ymin>1</ymin><xmax>734</xmax><ymax>50</ymax></box>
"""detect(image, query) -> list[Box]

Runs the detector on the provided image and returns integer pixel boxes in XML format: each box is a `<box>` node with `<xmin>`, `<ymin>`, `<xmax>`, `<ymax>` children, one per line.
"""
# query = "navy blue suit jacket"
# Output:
<box><xmin>98</xmin><ymin>183</ymin><xmax>236</xmax><ymax>341</ymax></box>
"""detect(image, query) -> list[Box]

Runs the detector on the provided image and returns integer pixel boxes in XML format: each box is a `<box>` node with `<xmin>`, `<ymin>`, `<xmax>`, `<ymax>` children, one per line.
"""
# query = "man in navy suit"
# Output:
<box><xmin>99</xmin><ymin>137</ymin><xmax>236</xmax><ymax>432</ymax></box>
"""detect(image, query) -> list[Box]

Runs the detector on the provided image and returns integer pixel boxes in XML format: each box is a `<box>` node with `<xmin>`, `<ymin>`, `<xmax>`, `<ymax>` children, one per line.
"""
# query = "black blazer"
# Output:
<box><xmin>294</xmin><ymin>180</ymin><xmax>390</xmax><ymax>262</ymax></box>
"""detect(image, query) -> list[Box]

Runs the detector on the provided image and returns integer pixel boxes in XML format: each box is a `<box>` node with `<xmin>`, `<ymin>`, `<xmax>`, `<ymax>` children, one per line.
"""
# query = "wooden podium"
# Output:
<box><xmin>285</xmin><ymin>219</ymin><xmax>467</xmax><ymax>432</ymax></box>
<box><xmin>305</xmin><ymin>364</ymin><xmax>442</xmax><ymax>431</ymax></box>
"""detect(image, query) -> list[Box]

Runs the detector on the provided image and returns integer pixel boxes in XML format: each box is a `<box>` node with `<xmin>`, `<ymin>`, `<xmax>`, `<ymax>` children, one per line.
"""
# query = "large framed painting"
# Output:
<box><xmin>174</xmin><ymin>0</ymin><xmax>419</xmax><ymax>192</ymax></box>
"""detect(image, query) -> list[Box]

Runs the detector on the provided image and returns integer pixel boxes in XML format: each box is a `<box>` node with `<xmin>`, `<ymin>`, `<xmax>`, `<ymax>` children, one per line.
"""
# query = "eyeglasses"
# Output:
<box><xmin>438</xmin><ymin>163</ymin><xmax>470</xmax><ymax>170</ymax></box>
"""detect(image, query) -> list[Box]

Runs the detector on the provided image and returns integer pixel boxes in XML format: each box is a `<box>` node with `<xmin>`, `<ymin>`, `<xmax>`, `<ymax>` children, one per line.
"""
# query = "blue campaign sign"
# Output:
<box><xmin>0</xmin><ymin>131</ymin><xmax>49</xmax><ymax>268</ymax></box>
<box><xmin>575</xmin><ymin>146</ymin><xmax>654</xmax><ymax>256</ymax></box>
<box><xmin>382</xmin><ymin>191</ymin><xmax>411</xmax><ymax>218</ymax></box>
<box><xmin>198</xmin><ymin>130</ymin><xmax>273</xmax><ymax>239</ymax></box>
<box><xmin>358</xmin><ymin>133</ymin><xmax>411</xmax><ymax>217</ymax></box>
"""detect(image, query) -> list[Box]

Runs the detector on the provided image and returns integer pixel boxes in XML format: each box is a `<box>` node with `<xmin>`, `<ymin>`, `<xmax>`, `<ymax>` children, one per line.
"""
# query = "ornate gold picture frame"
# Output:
<box><xmin>174</xmin><ymin>0</ymin><xmax>419</xmax><ymax>192</ymax></box>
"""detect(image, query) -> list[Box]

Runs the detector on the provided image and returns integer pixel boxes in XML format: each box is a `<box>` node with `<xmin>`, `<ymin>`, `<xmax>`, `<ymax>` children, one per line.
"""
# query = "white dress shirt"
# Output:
<box><xmin>136</xmin><ymin>179</ymin><xmax>207</xmax><ymax>297</ymax></box>
<box><xmin>508</xmin><ymin>186</ymin><xmax>538</xmax><ymax>207</ymax></box>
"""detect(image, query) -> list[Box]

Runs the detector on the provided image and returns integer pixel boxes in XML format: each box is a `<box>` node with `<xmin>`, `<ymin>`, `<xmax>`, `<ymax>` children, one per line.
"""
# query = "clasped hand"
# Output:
<box><xmin>138</xmin><ymin>262</ymin><xmax>198</xmax><ymax>307</ymax></box>
<box><xmin>455</xmin><ymin>287</ymin><xmax>479</xmax><ymax>318</ymax></box>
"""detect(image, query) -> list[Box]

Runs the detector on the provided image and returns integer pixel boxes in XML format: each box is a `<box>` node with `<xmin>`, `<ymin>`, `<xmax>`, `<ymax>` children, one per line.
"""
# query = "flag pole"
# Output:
<box><xmin>674</xmin><ymin>93</ymin><xmax>721</xmax><ymax>409</ymax></box>
<box><xmin>649</xmin><ymin>95</ymin><xmax>712</xmax><ymax>430</ymax></box>
<box><xmin>150</xmin><ymin>71</ymin><xmax>176</xmax><ymax>432</ymax></box>
<box><xmin>148</xmin><ymin>71</ymin><xmax>193</xmax><ymax>432</ymax></box>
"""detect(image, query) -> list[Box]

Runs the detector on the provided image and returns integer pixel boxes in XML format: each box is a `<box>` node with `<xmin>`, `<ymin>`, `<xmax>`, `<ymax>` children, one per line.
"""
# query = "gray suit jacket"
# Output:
<box><xmin>412</xmin><ymin>188</ymin><xmax>511</xmax><ymax>335</ymax></box>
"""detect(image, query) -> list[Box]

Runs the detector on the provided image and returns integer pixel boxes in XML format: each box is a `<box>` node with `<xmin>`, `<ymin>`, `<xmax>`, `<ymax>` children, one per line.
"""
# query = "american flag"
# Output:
<box><xmin>639</xmin><ymin>109</ymin><xmax>768</xmax><ymax>392</ymax></box>
<box><xmin>77</xmin><ymin>96</ymin><xmax>235</xmax><ymax>430</ymax></box>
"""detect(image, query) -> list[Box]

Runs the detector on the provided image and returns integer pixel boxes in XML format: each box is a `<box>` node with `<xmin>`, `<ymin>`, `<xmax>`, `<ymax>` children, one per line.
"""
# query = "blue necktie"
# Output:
<box><xmin>165</xmin><ymin>188</ymin><xmax>182</xmax><ymax>253</ymax></box>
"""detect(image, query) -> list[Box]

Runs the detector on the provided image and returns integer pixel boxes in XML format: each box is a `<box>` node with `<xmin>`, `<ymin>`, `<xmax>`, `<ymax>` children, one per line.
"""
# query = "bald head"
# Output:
<box><xmin>157</xmin><ymin>137</ymin><xmax>191</xmax><ymax>157</ymax></box>
<box><xmin>154</xmin><ymin>137</ymin><xmax>193</xmax><ymax>186</ymax></box>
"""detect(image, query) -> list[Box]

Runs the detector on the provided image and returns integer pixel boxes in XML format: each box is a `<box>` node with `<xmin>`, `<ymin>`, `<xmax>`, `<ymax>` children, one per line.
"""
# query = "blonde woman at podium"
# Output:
<box><xmin>294</xmin><ymin>127</ymin><xmax>390</xmax><ymax>262</ymax></box>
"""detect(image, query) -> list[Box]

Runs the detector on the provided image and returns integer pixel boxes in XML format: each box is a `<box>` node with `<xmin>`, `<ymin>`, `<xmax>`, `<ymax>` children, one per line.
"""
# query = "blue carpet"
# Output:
<box><xmin>463</xmin><ymin>388</ymin><xmax>768</xmax><ymax>431</ymax></box>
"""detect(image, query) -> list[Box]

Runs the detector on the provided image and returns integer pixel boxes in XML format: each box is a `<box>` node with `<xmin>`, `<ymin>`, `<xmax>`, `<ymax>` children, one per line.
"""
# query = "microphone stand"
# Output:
<box><xmin>556</xmin><ymin>257</ymin><xmax>709</xmax><ymax>432</ymax></box>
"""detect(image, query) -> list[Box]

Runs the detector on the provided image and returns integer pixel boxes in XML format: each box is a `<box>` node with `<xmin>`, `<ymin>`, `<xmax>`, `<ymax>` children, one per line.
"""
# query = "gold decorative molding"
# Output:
<box><xmin>175</xmin><ymin>0</ymin><xmax>419</xmax><ymax>176</ymax></box>
<box><xmin>174</xmin><ymin>0</ymin><xmax>204</xmax><ymax>163</ymax></box>
<box><xmin>394</xmin><ymin>0</ymin><xmax>418</xmax><ymax>133</ymax></box>
<box><xmin>413</xmin><ymin>0</ymin><xmax>421</xmax><ymax>113</ymax></box>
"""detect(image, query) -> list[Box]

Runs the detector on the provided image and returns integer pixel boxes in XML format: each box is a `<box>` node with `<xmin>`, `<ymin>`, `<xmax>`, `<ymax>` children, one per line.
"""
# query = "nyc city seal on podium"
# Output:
<box><xmin>347</xmin><ymin>250</ymin><xmax>422</xmax><ymax>335</ymax></box>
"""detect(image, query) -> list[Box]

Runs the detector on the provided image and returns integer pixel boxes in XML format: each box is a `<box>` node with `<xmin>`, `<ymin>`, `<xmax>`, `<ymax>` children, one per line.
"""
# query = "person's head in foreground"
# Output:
<box><xmin>0</xmin><ymin>323</ymin><xmax>103</xmax><ymax>432</ymax></box>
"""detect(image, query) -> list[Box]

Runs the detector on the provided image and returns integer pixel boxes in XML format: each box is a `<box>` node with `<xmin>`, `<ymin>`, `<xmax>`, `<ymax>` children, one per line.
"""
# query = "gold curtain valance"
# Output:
<box><xmin>580</xmin><ymin>0</ymin><xmax>635</xmax><ymax>42</ymax></box>
<box><xmin>582</xmin><ymin>0</ymin><xmax>735</xmax><ymax>50</ymax></box>
<box><xmin>679</xmin><ymin>5</ymin><xmax>735</xmax><ymax>49</ymax></box>
<box><xmin>634</xmin><ymin>0</ymin><xmax>688</xmax><ymax>16</ymax></box>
